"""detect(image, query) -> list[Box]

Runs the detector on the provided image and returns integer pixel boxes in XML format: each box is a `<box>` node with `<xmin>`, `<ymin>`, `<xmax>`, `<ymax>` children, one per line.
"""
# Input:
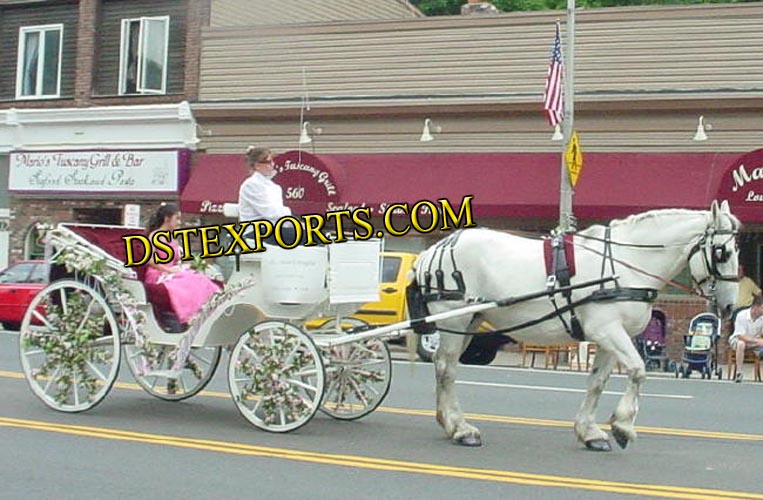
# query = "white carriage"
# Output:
<box><xmin>18</xmin><ymin>222</ymin><xmax>397</xmax><ymax>432</ymax></box>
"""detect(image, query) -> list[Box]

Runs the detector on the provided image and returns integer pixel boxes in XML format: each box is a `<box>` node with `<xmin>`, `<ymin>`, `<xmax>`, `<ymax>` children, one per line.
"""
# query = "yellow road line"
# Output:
<box><xmin>0</xmin><ymin>416</ymin><xmax>760</xmax><ymax>500</ymax></box>
<box><xmin>4</xmin><ymin>369</ymin><xmax>763</xmax><ymax>443</ymax></box>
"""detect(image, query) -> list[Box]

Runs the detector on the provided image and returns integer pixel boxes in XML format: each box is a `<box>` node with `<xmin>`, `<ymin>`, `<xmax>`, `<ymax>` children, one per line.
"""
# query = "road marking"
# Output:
<box><xmin>3</xmin><ymin>369</ymin><xmax>761</xmax><ymax>442</ymax></box>
<box><xmin>456</xmin><ymin>380</ymin><xmax>693</xmax><ymax>399</ymax></box>
<box><xmin>0</xmin><ymin>416</ymin><xmax>760</xmax><ymax>500</ymax></box>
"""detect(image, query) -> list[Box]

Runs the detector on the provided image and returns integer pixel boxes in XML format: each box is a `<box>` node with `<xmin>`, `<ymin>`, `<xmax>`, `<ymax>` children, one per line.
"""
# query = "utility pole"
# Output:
<box><xmin>558</xmin><ymin>0</ymin><xmax>576</xmax><ymax>232</ymax></box>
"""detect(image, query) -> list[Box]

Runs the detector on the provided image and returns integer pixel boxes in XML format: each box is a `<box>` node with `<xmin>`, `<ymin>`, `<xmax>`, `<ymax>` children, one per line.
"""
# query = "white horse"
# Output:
<box><xmin>412</xmin><ymin>201</ymin><xmax>739</xmax><ymax>450</ymax></box>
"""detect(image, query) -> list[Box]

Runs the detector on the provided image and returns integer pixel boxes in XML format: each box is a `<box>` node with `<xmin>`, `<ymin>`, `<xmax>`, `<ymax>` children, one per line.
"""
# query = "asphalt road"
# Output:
<box><xmin>1</xmin><ymin>330</ymin><xmax>762</xmax><ymax>500</ymax></box>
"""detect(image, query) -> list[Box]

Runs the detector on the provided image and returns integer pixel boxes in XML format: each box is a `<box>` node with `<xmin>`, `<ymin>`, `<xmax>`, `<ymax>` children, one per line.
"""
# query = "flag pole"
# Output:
<box><xmin>558</xmin><ymin>0</ymin><xmax>576</xmax><ymax>232</ymax></box>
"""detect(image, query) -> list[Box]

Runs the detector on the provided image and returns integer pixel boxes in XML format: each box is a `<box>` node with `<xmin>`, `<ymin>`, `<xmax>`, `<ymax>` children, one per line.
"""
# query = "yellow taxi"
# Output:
<box><xmin>305</xmin><ymin>251</ymin><xmax>417</xmax><ymax>329</ymax></box>
<box><xmin>305</xmin><ymin>250</ymin><xmax>505</xmax><ymax>364</ymax></box>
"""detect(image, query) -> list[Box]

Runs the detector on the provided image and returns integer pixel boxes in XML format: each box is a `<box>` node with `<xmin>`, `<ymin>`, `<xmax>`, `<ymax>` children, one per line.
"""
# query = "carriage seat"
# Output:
<box><xmin>124</xmin><ymin>244</ymin><xmax>182</xmax><ymax>332</ymax></box>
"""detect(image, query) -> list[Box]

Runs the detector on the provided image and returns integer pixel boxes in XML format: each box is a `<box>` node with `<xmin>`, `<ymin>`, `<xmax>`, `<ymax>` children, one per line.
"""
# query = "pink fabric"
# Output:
<box><xmin>143</xmin><ymin>241</ymin><xmax>221</xmax><ymax>324</ymax></box>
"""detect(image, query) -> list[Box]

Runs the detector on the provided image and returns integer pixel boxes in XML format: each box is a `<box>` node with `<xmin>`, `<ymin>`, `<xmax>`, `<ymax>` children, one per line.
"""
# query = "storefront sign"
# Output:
<box><xmin>9</xmin><ymin>151</ymin><xmax>180</xmax><ymax>192</ymax></box>
<box><xmin>273</xmin><ymin>151</ymin><xmax>342</xmax><ymax>202</ymax></box>
<box><xmin>718</xmin><ymin>149</ymin><xmax>763</xmax><ymax>207</ymax></box>
<box><xmin>199</xmin><ymin>200</ymin><xmax>226</xmax><ymax>214</ymax></box>
<box><xmin>123</xmin><ymin>204</ymin><xmax>141</xmax><ymax>227</ymax></box>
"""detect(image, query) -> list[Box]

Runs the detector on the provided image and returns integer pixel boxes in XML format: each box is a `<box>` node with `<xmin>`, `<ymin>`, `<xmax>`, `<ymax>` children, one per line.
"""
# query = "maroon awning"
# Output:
<box><xmin>181</xmin><ymin>150</ymin><xmax>752</xmax><ymax>222</ymax></box>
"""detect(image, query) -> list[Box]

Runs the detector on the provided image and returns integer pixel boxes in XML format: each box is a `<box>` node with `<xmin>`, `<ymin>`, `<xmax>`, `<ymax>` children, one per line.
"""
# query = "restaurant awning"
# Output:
<box><xmin>180</xmin><ymin>150</ymin><xmax>756</xmax><ymax>222</ymax></box>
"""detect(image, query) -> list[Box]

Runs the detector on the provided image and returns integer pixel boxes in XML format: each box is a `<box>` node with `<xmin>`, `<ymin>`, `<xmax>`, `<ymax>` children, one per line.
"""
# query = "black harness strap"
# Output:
<box><xmin>432</xmin><ymin>283</ymin><xmax>658</xmax><ymax>336</ymax></box>
<box><xmin>420</xmin><ymin>231</ymin><xmax>467</xmax><ymax>302</ymax></box>
<box><xmin>546</xmin><ymin>233</ymin><xmax>586</xmax><ymax>341</ymax></box>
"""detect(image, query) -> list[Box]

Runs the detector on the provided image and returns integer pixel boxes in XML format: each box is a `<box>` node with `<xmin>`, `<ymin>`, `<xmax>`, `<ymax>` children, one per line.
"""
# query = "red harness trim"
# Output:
<box><xmin>543</xmin><ymin>234</ymin><xmax>576</xmax><ymax>277</ymax></box>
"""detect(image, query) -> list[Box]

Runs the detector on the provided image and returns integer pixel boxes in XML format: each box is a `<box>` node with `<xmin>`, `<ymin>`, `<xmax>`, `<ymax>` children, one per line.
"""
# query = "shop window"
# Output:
<box><xmin>73</xmin><ymin>208</ymin><xmax>121</xmax><ymax>225</ymax></box>
<box><xmin>15</xmin><ymin>24</ymin><xmax>63</xmax><ymax>99</ymax></box>
<box><xmin>118</xmin><ymin>16</ymin><xmax>169</xmax><ymax>95</ymax></box>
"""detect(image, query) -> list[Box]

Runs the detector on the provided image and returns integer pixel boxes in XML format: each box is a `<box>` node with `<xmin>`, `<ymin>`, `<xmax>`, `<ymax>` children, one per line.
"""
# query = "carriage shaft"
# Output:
<box><xmin>318</xmin><ymin>302</ymin><xmax>499</xmax><ymax>348</ymax></box>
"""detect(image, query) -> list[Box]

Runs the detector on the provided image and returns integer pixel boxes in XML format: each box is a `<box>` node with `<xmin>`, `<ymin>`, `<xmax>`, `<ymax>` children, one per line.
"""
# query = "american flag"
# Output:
<box><xmin>543</xmin><ymin>22</ymin><xmax>564</xmax><ymax>127</ymax></box>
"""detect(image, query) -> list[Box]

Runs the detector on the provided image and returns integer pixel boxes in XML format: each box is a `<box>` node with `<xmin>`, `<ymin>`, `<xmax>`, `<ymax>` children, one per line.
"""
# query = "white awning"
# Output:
<box><xmin>0</xmin><ymin>101</ymin><xmax>198</xmax><ymax>153</ymax></box>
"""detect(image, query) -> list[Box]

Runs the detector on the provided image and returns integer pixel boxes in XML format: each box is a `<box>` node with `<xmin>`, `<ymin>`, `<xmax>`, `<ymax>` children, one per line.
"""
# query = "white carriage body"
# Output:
<box><xmin>21</xmin><ymin>221</ymin><xmax>393</xmax><ymax>431</ymax></box>
<box><xmin>44</xmin><ymin>223</ymin><xmax>382</xmax><ymax>348</ymax></box>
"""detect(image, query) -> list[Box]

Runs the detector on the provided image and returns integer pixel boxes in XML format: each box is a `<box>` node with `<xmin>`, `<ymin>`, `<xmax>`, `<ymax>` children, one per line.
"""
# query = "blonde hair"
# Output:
<box><xmin>245</xmin><ymin>146</ymin><xmax>271</xmax><ymax>167</ymax></box>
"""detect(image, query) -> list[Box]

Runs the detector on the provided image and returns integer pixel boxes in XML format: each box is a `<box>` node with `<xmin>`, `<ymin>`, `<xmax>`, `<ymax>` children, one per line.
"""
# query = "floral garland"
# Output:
<box><xmin>51</xmin><ymin>245</ymin><xmax>254</xmax><ymax>378</ymax></box>
<box><xmin>168</xmin><ymin>278</ymin><xmax>254</xmax><ymax>373</ymax></box>
<box><xmin>235</xmin><ymin>329</ymin><xmax>314</xmax><ymax>425</ymax></box>
<box><xmin>21</xmin><ymin>245</ymin><xmax>147</xmax><ymax>405</ymax></box>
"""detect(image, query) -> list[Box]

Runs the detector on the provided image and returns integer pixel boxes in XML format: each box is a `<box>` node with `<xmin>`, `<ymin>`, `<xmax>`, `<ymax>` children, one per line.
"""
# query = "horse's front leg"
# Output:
<box><xmin>599</xmin><ymin>329</ymin><xmax>647</xmax><ymax>450</ymax></box>
<box><xmin>434</xmin><ymin>326</ymin><xmax>481</xmax><ymax>446</ymax></box>
<box><xmin>574</xmin><ymin>347</ymin><xmax>618</xmax><ymax>451</ymax></box>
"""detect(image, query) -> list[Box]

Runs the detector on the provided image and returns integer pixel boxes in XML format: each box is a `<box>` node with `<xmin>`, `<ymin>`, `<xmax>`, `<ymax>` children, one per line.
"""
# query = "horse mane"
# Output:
<box><xmin>608</xmin><ymin>208</ymin><xmax>708</xmax><ymax>229</ymax></box>
<box><xmin>578</xmin><ymin>207</ymin><xmax>740</xmax><ymax>239</ymax></box>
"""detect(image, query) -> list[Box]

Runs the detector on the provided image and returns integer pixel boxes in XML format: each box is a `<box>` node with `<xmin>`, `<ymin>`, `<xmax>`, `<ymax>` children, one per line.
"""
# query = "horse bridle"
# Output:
<box><xmin>687</xmin><ymin>226</ymin><xmax>739</xmax><ymax>292</ymax></box>
<box><xmin>573</xmin><ymin>218</ymin><xmax>739</xmax><ymax>300</ymax></box>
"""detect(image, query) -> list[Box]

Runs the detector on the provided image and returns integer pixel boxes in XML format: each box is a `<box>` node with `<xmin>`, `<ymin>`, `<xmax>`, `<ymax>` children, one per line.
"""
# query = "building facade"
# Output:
<box><xmin>0</xmin><ymin>0</ymin><xmax>210</xmax><ymax>265</ymax></box>
<box><xmin>183</xmin><ymin>1</ymin><xmax>763</xmax><ymax>356</ymax></box>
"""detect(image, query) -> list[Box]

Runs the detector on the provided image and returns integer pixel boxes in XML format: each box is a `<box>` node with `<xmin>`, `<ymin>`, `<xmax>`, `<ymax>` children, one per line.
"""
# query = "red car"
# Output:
<box><xmin>0</xmin><ymin>260</ymin><xmax>47</xmax><ymax>330</ymax></box>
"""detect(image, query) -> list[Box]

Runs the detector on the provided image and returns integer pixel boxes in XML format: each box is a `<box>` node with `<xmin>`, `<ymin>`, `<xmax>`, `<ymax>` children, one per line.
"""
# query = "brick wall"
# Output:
<box><xmin>0</xmin><ymin>0</ymin><xmax>207</xmax><ymax>110</ymax></box>
<box><xmin>184</xmin><ymin>0</ymin><xmax>211</xmax><ymax>101</ymax></box>
<box><xmin>74</xmin><ymin>0</ymin><xmax>99</xmax><ymax>106</ymax></box>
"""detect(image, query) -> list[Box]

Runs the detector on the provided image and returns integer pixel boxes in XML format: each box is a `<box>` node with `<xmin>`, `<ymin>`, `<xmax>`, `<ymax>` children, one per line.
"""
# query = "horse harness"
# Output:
<box><xmin>411</xmin><ymin>221</ymin><xmax>736</xmax><ymax>341</ymax></box>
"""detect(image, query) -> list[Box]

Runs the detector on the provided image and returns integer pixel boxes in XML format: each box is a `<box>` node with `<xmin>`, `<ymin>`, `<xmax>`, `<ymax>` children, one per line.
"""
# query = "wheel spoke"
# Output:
<box><xmin>74</xmin><ymin>299</ymin><xmax>98</xmax><ymax>335</ymax></box>
<box><xmin>189</xmin><ymin>350</ymin><xmax>213</xmax><ymax>366</ymax></box>
<box><xmin>294</xmin><ymin>367</ymin><xmax>319</xmax><ymax>377</ymax></box>
<box><xmin>72</xmin><ymin>372</ymin><xmax>80</xmax><ymax>407</ymax></box>
<box><xmin>59</xmin><ymin>288</ymin><xmax>68</xmax><ymax>316</ymax></box>
<box><xmin>285</xmin><ymin>378</ymin><xmax>319</xmax><ymax>394</ymax></box>
<box><xmin>43</xmin><ymin>366</ymin><xmax>61</xmax><ymax>395</ymax></box>
<box><xmin>32</xmin><ymin>309</ymin><xmax>54</xmax><ymax>329</ymax></box>
<box><xmin>85</xmin><ymin>361</ymin><xmax>108</xmax><ymax>382</ymax></box>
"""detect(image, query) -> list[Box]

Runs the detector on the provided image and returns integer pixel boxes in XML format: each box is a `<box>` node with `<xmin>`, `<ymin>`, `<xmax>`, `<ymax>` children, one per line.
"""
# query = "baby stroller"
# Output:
<box><xmin>635</xmin><ymin>309</ymin><xmax>673</xmax><ymax>372</ymax></box>
<box><xmin>675</xmin><ymin>312</ymin><xmax>723</xmax><ymax>380</ymax></box>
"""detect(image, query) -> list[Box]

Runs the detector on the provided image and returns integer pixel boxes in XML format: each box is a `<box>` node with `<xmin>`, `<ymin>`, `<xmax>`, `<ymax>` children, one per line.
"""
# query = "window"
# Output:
<box><xmin>0</xmin><ymin>263</ymin><xmax>36</xmax><ymax>284</ymax></box>
<box><xmin>119</xmin><ymin>16</ymin><xmax>169</xmax><ymax>95</ymax></box>
<box><xmin>15</xmin><ymin>24</ymin><xmax>63</xmax><ymax>99</ymax></box>
<box><xmin>74</xmin><ymin>208</ymin><xmax>121</xmax><ymax>225</ymax></box>
<box><xmin>381</xmin><ymin>256</ymin><xmax>402</xmax><ymax>284</ymax></box>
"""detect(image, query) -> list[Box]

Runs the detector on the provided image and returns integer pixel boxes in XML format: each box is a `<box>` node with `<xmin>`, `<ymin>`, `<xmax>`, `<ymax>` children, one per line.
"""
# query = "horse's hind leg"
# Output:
<box><xmin>574</xmin><ymin>348</ymin><xmax>618</xmax><ymax>451</ymax></box>
<box><xmin>434</xmin><ymin>318</ymin><xmax>482</xmax><ymax>446</ymax></box>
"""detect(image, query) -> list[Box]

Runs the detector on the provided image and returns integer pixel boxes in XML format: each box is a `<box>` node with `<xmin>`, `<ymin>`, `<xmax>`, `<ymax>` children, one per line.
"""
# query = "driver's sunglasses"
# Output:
<box><xmin>257</xmin><ymin>157</ymin><xmax>274</xmax><ymax>165</ymax></box>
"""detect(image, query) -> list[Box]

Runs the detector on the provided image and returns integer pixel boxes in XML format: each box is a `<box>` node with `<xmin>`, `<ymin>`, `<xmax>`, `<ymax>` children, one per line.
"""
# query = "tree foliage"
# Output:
<box><xmin>410</xmin><ymin>0</ymin><xmax>757</xmax><ymax>16</ymax></box>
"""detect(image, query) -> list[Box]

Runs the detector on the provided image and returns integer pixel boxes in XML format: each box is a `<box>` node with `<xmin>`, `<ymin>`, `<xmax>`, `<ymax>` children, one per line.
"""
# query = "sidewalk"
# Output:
<box><xmin>392</xmin><ymin>345</ymin><xmax>762</xmax><ymax>382</ymax></box>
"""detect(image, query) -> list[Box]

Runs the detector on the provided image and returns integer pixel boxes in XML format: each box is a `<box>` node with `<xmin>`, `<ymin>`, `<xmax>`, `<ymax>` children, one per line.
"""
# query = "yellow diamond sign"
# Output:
<box><xmin>565</xmin><ymin>131</ymin><xmax>583</xmax><ymax>187</ymax></box>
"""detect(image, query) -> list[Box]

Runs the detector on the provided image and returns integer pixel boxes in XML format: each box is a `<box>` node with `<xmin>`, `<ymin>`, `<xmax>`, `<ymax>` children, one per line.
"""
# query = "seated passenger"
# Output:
<box><xmin>143</xmin><ymin>203</ymin><xmax>221</xmax><ymax>331</ymax></box>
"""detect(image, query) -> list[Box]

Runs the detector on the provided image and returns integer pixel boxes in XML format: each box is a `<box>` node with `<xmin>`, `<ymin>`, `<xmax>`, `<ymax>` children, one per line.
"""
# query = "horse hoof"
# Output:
<box><xmin>584</xmin><ymin>439</ymin><xmax>612</xmax><ymax>452</ymax></box>
<box><xmin>611</xmin><ymin>427</ymin><xmax>630</xmax><ymax>449</ymax></box>
<box><xmin>455</xmin><ymin>435</ymin><xmax>482</xmax><ymax>447</ymax></box>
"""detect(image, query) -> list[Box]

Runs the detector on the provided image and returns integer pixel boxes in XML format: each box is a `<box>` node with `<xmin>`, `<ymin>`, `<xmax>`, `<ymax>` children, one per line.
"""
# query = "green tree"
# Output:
<box><xmin>410</xmin><ymin>0</ymin><xmax>757</xmax><ymax>15</ymax></box>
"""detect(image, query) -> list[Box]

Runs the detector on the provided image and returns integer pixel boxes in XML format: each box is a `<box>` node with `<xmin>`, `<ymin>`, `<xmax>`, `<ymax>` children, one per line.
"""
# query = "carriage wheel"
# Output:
<box><xmin>19</xmin><ymin>280</ymin><xmax>120</xmax><ymax>413</ymax></box>
<box><xmin>228</xmin><ymin>321</ymin><xmax>325</xmax><ymax>433</ymax></box>
<box><xmin>318</xmin><ymin>318</ymin><xmax>392</xmax><ymax>420</ymax></box>
<box><xmin>124</xmin><ymin>343</ymin><xmax>221</xmax><ymax>401</ymax></box>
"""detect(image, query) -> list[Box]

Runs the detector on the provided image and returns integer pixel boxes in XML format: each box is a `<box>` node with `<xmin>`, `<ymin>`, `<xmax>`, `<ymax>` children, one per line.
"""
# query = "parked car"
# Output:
<box><xmin>0</xmin><ymin>260</ymin><xmax>47</xmax><ymax>330</ymax></box>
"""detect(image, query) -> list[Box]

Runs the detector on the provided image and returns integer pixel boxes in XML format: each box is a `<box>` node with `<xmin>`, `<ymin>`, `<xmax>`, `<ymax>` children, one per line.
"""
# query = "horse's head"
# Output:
<box><xmin>687</xmin><ymin>200</ymin><xmax>740</xmax><ymax>317</ymax></box>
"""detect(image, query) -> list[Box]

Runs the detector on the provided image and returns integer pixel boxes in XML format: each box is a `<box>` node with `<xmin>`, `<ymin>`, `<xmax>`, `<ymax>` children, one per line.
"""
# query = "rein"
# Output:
<box><xmin>571</xmin><ymin>239</ymin><xmax>705</xmax><ymax>298</ymax></box>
